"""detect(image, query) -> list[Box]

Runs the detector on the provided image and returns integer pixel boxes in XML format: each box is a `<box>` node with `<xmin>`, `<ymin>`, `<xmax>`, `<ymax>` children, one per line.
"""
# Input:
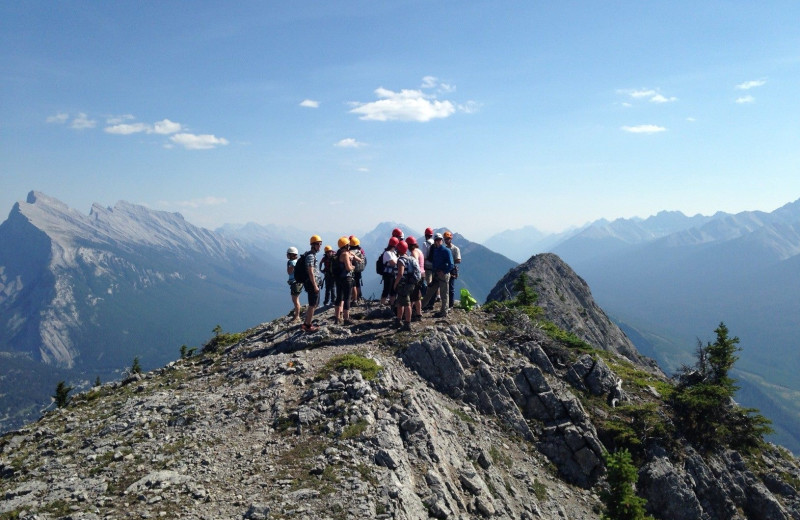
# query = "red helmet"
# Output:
<box><xmin>406</xmin><ymin>236</ymin><xmax>417</xmax><ymax>246</ymax></box>
<box><xmin>425</xmin><ymin>227</ymin><xmax>434</xmax><ymax>236</ymax></box>
<box><xmin>392</xmin><ymin>228</ymin><xmax>403</xmax><ymax>238</ymax></box>
<box><xmin>396</xmin><ymin>240</ymin><xmax>408</xmax><ymax>255</ymax></box>
<box><xmin>388</xmin><ymin>237</ymin><xmax>400</xmax><ymax>247</ymax></box>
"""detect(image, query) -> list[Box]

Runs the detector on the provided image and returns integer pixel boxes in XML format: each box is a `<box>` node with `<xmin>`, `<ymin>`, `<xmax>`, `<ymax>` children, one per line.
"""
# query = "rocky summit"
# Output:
<box><xmin>2</xmin><ymin>254</ymin><xmax>799</xmax><ymax>520</ymax></box>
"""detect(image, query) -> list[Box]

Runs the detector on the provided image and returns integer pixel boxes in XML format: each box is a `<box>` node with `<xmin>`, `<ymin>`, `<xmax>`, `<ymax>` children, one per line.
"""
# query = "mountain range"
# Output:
<box><xmin>486</xmin><ymin>199</ymin><xmax>800</xmax><ymax>454</ymax></box>
<box><xmin>0</xmin><ymin>193</ymin><xmax>514</xmax><ymax>433</ymax></box>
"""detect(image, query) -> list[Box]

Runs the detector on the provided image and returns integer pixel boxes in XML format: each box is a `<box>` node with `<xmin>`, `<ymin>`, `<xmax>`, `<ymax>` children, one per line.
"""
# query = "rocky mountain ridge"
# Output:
<box><xmin>2</xmin><ymin>255</ymin><xmax>798</xmax><ymax>519</ymax></box>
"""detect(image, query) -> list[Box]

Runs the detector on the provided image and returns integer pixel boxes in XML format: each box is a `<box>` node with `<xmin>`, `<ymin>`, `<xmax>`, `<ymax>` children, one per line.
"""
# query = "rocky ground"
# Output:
<box><xmin>2</xmin><ymin>294</ymin><xmax>799</xmax><ymax>519</ymax></box>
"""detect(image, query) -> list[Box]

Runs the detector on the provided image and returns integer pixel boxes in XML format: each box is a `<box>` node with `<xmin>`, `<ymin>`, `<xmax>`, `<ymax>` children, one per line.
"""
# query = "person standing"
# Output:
<box><xmin>380</xmin><ymin>237</ymin><xmax>399</xmax><ymax>307</ymax></box>
<box><xmin>286</xmin><ymin>246</ymin><xmax>302</xmax><ymax>323</ymax></box>
<box><xmin>393</xmin><ymin>240</ymin><xmax>418</xmax><ymax>331</ymax></box>
<box><xmin>319</xmin><ymin>245</ymin><xmax>336</xmax><ymax>306</ymax></box>
<box><xmin>406</xmin><ymin>236</ymin><xmax>425</xmax><ymax>321</ymax></box>
<box><xmin>421</xmin><ymin>227</ymin><xmax>435</xmax><ymax>286</ymax></box>
<box><xmin>443</xmin><ymin>231</ymin><xmax>461</xmax><ymax>309</ymax></box>
<box><xmin>302</xmin><ymin>235</ymin><xmax>323</xmax><ymax>332</ymax></box>
<box><xmin>334</xmin><ymin>237</ymin><xmax>356</xmax><ymax>325</ymax></box>
<box><xmin>349</xmin><ymin>236</ymin><xmax>366</xmax><ymax>305</ymax></box>
<box><xmin>420</xmin><ymin>233</ymin><xmax>454</xmax><ymax>317</ymax></box>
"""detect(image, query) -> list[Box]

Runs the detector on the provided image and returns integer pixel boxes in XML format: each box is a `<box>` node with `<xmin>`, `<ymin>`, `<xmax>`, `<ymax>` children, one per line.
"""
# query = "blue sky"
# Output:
<box><xmin>2</xmin><ymin>1</ymin><xmax>799</xmax><ymax>241</ymax></box>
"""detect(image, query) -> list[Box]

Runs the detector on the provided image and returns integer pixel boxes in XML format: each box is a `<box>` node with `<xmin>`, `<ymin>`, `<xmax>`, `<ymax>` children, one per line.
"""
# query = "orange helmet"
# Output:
<box><xmin>310</xmin><ymin>234</ymin><xmax>322</xmax><ymax>244</ymax></box>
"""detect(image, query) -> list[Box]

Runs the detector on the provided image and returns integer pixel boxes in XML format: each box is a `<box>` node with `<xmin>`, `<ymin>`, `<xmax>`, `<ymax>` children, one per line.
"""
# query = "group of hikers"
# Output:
<box><xmin>286</xmin><ymin>227</ymin><xmax>461</xmax><ymax>333</ymax></box>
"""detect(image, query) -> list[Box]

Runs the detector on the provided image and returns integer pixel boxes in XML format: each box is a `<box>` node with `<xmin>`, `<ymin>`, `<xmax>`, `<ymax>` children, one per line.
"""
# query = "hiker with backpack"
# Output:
<box><xmin>406</xmin><ymin>236</ymin><xmax>426</xmax><ymax>321</ymax></box>
<box><xmin>334</xmin><ymin>236</ymin><xmax>357</xmax><ymax>325</ymax></box>
<box><xmin>392</xmin><ymin>240</ymin><xmax>421</xmax><ymax>331</ymax></box>
<box><xmin>319</xmin><ymin>245</ymin><xmax>337</xmax><ymax>306</ymax></box>
<box><xmin>349</xmin><ymin>236</ymin><xmax>366</xmax><ymax>306</ymax></box>
<box><xmin>379</xmin><ymin>237</ymin><xmax>400</xmax><ymax>307</ymax></box>
<box><xmin>286</xmin><ymin>246</ymin><xmax>302</xmax><ymax>323</ymax></box>
<box><xmin>444</xmin><ymin>231</ymin><xmax>461</xmax><ymax>309</ymax></box>
<box><xmin>421</xmin><ymin>227</ymin><xmax>435</xmax><ymax>297</ymax></box>
<box><xmin>292</xmin><ymin>235</ymin><xmax>323</xmax><ymax>332</ymax></box>
<box><xmin>420</xmin><ymin>232</ymin><xmax>455</xmax><ymax>318</ymax></box>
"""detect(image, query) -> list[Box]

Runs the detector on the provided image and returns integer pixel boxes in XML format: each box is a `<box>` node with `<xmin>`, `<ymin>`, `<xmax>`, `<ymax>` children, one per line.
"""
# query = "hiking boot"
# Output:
<box><xmin>434</xmin><ymin>311</ymin><xmax>448</xmax><ymax>319</ymax></box>
<box><xmin>411</xmin><ymin>314</ymin><xmax>422</xmax><ymax>322</ymax></box>
<box><xmin>302</xmin><ymin>323</ymin><xmax>319</xmax><ymax>333</ymax></box>
<box><xmin>343</xmin><ymin>319</ymin><xmax>354</xmax><ymax>326</ymax></box>
<box><xmin>400</xmin><ymin>322</ymin><xmax>412</xmax><ymax>332</ymax></box>
<box><xmin>391</xmin><ymin>317</ymin><xmax>401</xmax><ymax>328</ymax></box>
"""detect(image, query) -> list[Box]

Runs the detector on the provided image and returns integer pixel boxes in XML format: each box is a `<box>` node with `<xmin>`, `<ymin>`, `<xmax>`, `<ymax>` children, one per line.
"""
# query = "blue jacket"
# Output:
<box><xmin>430</xmin><ymin>244</ymin><xmax>455</xmax><ymax>274</ymax></box>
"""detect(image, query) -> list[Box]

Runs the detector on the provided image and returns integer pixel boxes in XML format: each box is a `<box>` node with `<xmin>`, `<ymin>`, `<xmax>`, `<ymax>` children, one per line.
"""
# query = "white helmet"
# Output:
<box><xmin>287</xmin><ymin>246</ymin><xmax>298</xmax><ymax>255</ymax></box>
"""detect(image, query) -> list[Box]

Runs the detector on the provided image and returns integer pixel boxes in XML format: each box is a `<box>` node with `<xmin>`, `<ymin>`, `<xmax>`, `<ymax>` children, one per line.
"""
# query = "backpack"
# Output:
<box><xmin>400</xmin><ymin>255</ymin><xmax>422</xmax><ymax>284</ymax></box>
<box><xmin>293</xmin><ymin>251</ymin><xmax>312</xmax><ymax>284</ymax></box>
<box><xmin>330</xmin><ymin>250</ymin><xmax>340</xmax><ymax>278</ymax></box>
<box><xmin>352</xmin><ymin>249</ymin><xmax>365</xmax><ymax>273</ymax></box>
<box><xmin>376</xmin><ymin>252</ymin><xmax>386</xmax><ymax>276</ymax></box>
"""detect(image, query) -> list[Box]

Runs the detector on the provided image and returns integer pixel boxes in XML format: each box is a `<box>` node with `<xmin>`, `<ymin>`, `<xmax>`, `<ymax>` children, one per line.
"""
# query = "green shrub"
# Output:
<box><xmin>320</xmin><ymin>353</ymin><xmax>382</xmax><ymax>381</ymax></box>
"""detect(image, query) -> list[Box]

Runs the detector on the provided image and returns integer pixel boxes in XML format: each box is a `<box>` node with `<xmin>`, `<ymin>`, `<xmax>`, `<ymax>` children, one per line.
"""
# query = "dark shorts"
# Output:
<box><xmin>410</xmin><ymin>281</ymin><xmax>422</xmax><ymax>302</ymax></box>
<box><xmin>336</xmin><ymin>276</ymin><xmax>353</xmax><ymax>309</ymax></box>
<box><xmin>289</xmin><ymin>281</ymin><xmax>303</xmax><ymax>296</ymax></box>
<box><xmin>304</xmin><ymin>281</ymin><xmax>320</xmax><ymax>306</ymax></box>
<box><xmin>381</xmin><ymin>274</ymin><xmax>396</xmax><ymax>298</ymax></box>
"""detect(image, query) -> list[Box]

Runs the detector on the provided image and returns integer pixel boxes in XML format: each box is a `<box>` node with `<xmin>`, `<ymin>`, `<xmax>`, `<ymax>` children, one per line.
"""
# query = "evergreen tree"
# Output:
<box><xmin>673</xmin><ymin>322</ymin><xmax>772</xmax><ymax>451</ymax></box>
<box><xmin>131</xmin><ymin>356</ymin><xmax>142</xmax><ymax>375</ymax></box>
<box><xmin>53</xmin><ymin>381</ymin><xmax>72</xmax><ymax>408</ymax></box>
<box><xmin>601</xmin><ymin>449</ymin><xmax>653</xmax><ymax>520</ymax></box>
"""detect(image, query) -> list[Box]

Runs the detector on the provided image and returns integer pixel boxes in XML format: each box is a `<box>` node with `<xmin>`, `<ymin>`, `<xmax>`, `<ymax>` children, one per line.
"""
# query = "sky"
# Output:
<box><xmin>2</xmin><ymin>1</ymin><xmax>799</xmax><ymax>242</ymax></box>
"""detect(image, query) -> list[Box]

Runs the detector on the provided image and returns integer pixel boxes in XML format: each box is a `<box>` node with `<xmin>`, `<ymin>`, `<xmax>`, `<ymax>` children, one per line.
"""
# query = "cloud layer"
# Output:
<box><xmin>47</xmin><ymin>112</ymin><xmax>228</xmax><ymax>150</ymax></box>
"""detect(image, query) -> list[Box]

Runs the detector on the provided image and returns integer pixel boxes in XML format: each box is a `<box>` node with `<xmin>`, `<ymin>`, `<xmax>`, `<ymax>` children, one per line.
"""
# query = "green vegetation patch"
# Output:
<box><xmin>319</xmin><ymin>353</ymin><xmax>382</xmax><ymax>381</ymax></box>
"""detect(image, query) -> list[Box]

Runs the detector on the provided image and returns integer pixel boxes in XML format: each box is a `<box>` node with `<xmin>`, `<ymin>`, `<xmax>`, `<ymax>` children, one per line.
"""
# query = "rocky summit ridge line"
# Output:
<box><xmin>2</xmin><ymin>254</ymin><xmax>799</xmax><ymax>519</ymax></box>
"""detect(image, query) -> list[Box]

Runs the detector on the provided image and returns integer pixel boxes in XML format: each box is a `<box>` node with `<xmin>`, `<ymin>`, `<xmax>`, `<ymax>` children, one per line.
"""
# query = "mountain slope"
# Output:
<box><xmin>0</xmin><ymin>192</ymin><xmax>286</xmax><ymax>432</ymax></box>
<box><xmin>2</xmin><ymin>292</ymin><xmax>798</xmax><ymax>519</ymax></box>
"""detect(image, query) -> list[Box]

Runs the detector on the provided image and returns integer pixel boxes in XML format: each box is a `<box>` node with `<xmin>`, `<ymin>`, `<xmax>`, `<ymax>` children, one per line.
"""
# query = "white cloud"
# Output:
<box><xmin>421</xmin><ymin>76</ymin><xmax>438</xmax><ymax>89</ymax></box>
<box><xmin>619</xmin><ymin>88</ymin><xmax>677</xmax><ymax>103</ymax></box>
<box><xmin>300</xmin><ymin>99</ymin><xmax>320</xmax><ymax>108</ymax></box>
<box><xmin>736</xmin><ymin>79</ymin><xmax>766</xmax><ymax>90</ymax></box>
<box><xmin>105</xmin><ymin>123</ymin><xmax>149</xmax><ymax>135</ymax></box>
<box><xmin>106</xmin><ymin>114</ymin><xmax>135</xmax><ymax>125</ymax></box>
<box><xmin>170</xmin><ymin>133</ymin><xmax>229</xmax><ymax>150</ymax></box>
<box><xmin>628</xmin><ymin>89</ymin><xmax>657</xmax><ymax>99</ymax></box>
<box><xmin>151</xmin><ymin>119</ymin><xmax>182</xmax><ymax>134</ymax></box>
<box><xmin>736</xmin><ymin>95</ymin><xmax>755</xmax><ymax>104</ymax></box>
<box><xmin>71</xmin><ymin>113</ymin><xmax>96</xmax><ymax>130</ymax></box>
<box><xmin>357</xmin><ymin>167</ymin><xmax>369</xmax><ymax>173</ymax></box>
<box><xmin>458</xmin><ymin>101</ymin><xmax>481</xmax><ymax>114</ymax></box>
<box><xmin>350</xmin><ymin>87</ymin><xmax>456</xmax><ymax>122</ymax></box>
<box><xmin>649</xmin><ymin>94</ymin><xmax>677</xmax><ymax>103</ymax></box>
<box><xmin>621</xmin><ymin>124</ymin><xmax>667</xmax><ymax>134</ymax></box>
<box><xmin>335</xmin><ymin>138</ymin><xmax>365</xmax><ymax>148</ymax></box>
<box><xmin>104</xmin><ymin>118</ymin><xmax>182</xmax><ymax>135</ymax></box>
<box><xmin>46</xmin><ymin>112</ymin><xmax>69</xmax><ymax>124</ymax></box>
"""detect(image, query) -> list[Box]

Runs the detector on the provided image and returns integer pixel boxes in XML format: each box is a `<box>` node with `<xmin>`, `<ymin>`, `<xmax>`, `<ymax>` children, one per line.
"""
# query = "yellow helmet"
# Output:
<box><xmin>349</xmin><ymin>236</ymin><xmax>360</xmax><ymax>247</ymax></box>
<box><xmin>338</xmin><ymin>236</ymin><xmax>349</xmax><ymax>248</ymax></box>
<box><xmin>324</xmin><ymin>245</ymin><xmax>333</xmax><ymax>252</ymax></box>
<box><xmin>310</xmin><ymin>234</ymin><xmax>322</xmax><ymax>244</ymax></box>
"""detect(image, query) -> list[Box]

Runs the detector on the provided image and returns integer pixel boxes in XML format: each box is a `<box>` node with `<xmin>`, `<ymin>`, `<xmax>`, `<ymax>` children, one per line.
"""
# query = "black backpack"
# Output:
<box><xmin>293</xmin><ymin>252</ymin><xmax>312</xmax><ymax>284</ymax></box>
<box><xmin>375</xmin><ymin>251</ymin><xmax>386</xmax><ymax>276</ymax></box>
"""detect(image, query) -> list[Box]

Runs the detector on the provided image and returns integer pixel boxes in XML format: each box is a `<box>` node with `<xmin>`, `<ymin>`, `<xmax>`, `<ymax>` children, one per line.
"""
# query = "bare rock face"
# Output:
<box><xmin>487</xmin><ymin>253</ymin><xmax>651</xmax><ymax>367</ymax></box>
